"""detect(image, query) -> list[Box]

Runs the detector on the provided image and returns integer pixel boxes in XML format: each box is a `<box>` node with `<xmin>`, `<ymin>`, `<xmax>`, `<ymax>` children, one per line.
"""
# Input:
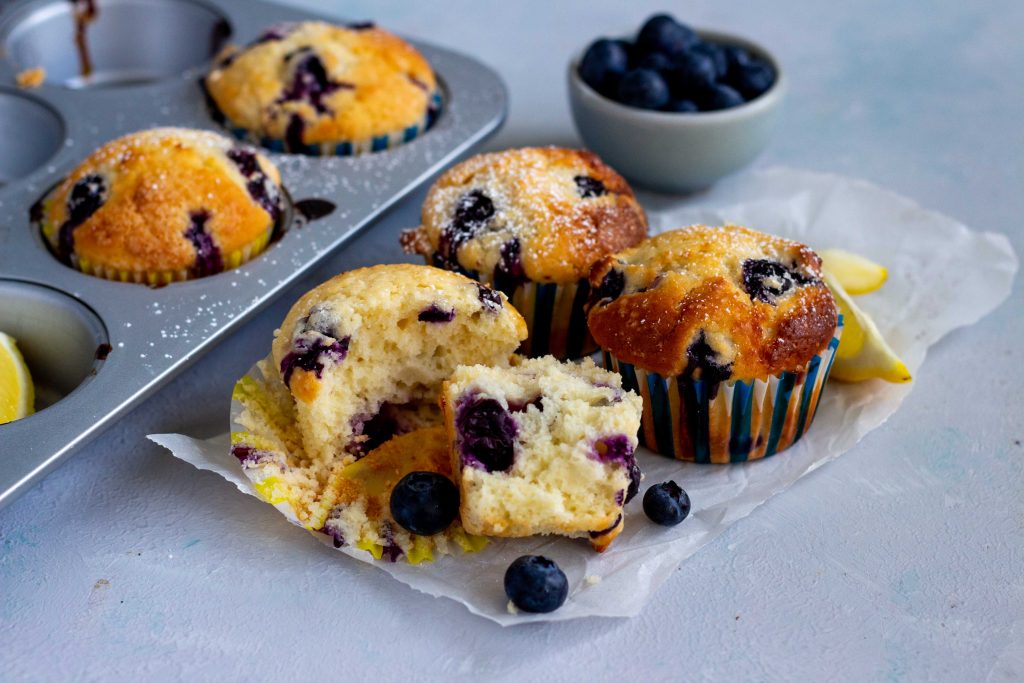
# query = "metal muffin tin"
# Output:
<box><xmin>0</xmin><ymin>0</ymin><xmax>507</xmax><ymax>508</ymax></box>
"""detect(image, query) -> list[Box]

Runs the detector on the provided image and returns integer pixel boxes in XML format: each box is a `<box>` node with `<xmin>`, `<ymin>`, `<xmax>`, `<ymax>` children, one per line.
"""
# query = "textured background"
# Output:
<box><xmin>2</xmin><ymin>1</ymin><xmax>1022</xmax><ymax>680</ymax></box>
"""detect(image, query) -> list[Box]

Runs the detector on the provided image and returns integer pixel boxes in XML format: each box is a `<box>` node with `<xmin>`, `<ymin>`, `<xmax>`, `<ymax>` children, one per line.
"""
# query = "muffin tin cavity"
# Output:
<box><xmin>0</xmin><ymin>89</ymin><xmax>64</xmax><ymax>186</ymax></box>
<box><xmin>0</xmin><ymin>280</ymin><xmax>108</xmax><ymax>412</ymax></box>
<box><xmin>1</xmin><ymin>0</ymin><xmax>231</xmax><ymax>88</ymax></box>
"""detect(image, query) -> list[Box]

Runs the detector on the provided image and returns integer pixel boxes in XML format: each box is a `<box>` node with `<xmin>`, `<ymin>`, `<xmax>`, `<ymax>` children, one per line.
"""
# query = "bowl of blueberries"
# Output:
<box><xmin>568</xmin><ymin>13</ymin><xmax>784</xmax><ymax>193</ymax></box>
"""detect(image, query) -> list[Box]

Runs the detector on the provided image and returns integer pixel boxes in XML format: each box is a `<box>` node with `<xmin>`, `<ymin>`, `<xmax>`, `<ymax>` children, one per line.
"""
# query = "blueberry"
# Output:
<box><xmin>279</xmin><ymin>49</ymin><xmax>351</xmax><ymax>113</ymax></box>
<box><xmin>724</xmin><ymin>45</ymin><xmax>753</xmax><ymax>74</ymax></box>
<box><xmin>439</xmin><ymin>189</ymin><xmax>495</xmax><ymax>263</ymax></box>
<box><xmin>347</xmin><ymin>406</ymin><xmax>399</xmax><ymax>458</ymax></box>
<box><xmin>685</xmin><ymin>330</ymin><xmax>733</xmax><ymax>384</ymax></box>
<box><xmin>691</xmin><ymin>41</ymin><xmax>728</xmax><ymax>79</ymax></box>
<box><xmin>455</xmin><ymin>397</ymin><xmax>517</xmax><ymax>472</ymax></box>
<box><xmin>616</xmin><ymin>68</ymin><xmax>670</xmax><ymax>110</ymax></box>
<box><xmin>742</xmin><ymin>258</ymin><xmax>795</xmax><ymax>303</ymax></box>
<box><xmin>625</xmin><ymin>462</ymin><xmax>642</xmax><ymax>503</ymax></box>
<box><xmin>589</xmin><ymin>514</ymin><xmax>622</xmax><ymax>539</ymax></box>
<box><xmin>285</xmin><ymin>113</ymin><xmax>306</xmax><ymax>151</ymax></box>
<box><xmin>493</xmin><ymin>238</ymin><xmax>525</xmax><ymax>292</ymax></box>
<box><xmin>492</xmin><ymin>240</ymin><xmax>525</xmax><ymax>298</ymax></box>
<box><xmin>664</xmin><ymin>99</ymin><xmax>699</xmax><ymax>113</ymax></box>
<box><xmin>58</xmin><ymin>173</ymin><xmax>107</xmax><ymax>260</ymax></box>
<box><xmin>702</xmin><ymin>83</ymin><xmax>745</xmax><ymax>110</ymax></box>
<box><xmin>417</xmin><ymin>304</ymin><xmax>455</xmax><ymax>323</ymax></box>
<box><xmin>504</xmin><ymin>555</ymin><xmax>569</xmax><ymax>613</ymax></box>
<box><xmin>578</xmin><ymin>38</ymin><xmax>630</xmax><ymax>96</ymax></box>
<box><xmin>636</xmin><ymin>14</ymin><xmax>699</xmax><ymax>59</ymax></box>
<box><xmin>454</xmin><ymin>188</ymin><xmax>495</xmax><ymax>226</ymax></box>
<box><xmin>730</xmin><ymin>59</ymin><xmax>775</xmax><ymax>99</ymax></box>
<box><xmin>183</xmin><ymin>210</ymin><xmax>224</xmax><ymax>277</ymax></box>
<box><xmin>593</xmin><ymin>268</ymin><xmax>625</xmax><ymax>304</ymax></box>
<box><xmin>668</xmin><ymin>49</ymin><xmax>717</xmax><ymax>97</ymax></box>
<box><xmin>227</xmin><ymin>147</ymin><xmax>282</xmax><ymax>220</ymax></box>
<box><xmin>66</xmin><ymin>174</ymin><xmax>106</xmax><ymax>226</ymax></box>
<box><xmin>637</xmin><ymin>51</ymin><xmax>673</xmax><ymax>75</ymax></box>
<box><xmin>592</xmin><ymin>434</ymin><xmax>634</xmax><ymax>465</ymax></box>
<box><xmin>573</xmin><ymin>175</ymin><xmax>606</xmax><ymax>198</ymax></box>
<box><xmin>643</xmin><ymin>481</ymin><xmax>691</xmax><ymax>526</ymax></box>
<box><xmin>475</xmin><ymin>283</ymin><xmax>503</xmax><ymax>311</ymax></box>
<box><xmin>389</xmin><ymin>471</ymin><xmax>459</xmax><ymax>536</ymax></box>
<box><xmin>279</xmin><ymin>335</ymin><xmax>350</xmax><ymax>386</ymax></box>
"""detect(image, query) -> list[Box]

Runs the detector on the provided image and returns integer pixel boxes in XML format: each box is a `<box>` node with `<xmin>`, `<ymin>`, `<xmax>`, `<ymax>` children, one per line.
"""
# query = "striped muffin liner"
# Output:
<box><xmin>219</xmin><ymin>90</ymin><xmax>443</xmax><ymax>156</ymax></box>
<box><xmin>462</xmin><ymin>272</ymin><xmax>596</xmax><ymax>359</ymax></box>
<box><xmin>603</xmin><ymin>318</ymin><xmax>843</xmax><ymax>463</ymax></box>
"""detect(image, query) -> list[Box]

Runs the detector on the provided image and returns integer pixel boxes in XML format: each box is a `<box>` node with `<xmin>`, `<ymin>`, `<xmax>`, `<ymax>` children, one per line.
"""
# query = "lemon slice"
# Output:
<box><xmin>0</xmin><ymin>332</ymin><xmax>35</xmax><ymax>424</ymax></box>
<box><xmin>823</xmin><ymin>272</ymin><xmax>912</xmax><ymax>384</ymax></box>
<box><xmin>820</xmin><ymin>249</ymin><xmax>888</xmax><ymax>295</ymax></box>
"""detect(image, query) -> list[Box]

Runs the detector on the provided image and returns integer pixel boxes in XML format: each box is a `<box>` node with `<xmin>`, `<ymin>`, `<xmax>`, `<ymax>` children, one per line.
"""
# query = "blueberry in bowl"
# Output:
<box><xmin>568</xmin><ymin>13</ymin><xmax>785</xmax><ymax>193</ymax></box>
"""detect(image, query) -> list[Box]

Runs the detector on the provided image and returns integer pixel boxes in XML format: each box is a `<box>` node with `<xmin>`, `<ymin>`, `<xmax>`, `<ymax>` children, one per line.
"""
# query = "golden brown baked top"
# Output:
<box><xmin>587</xmin><ymin>225</ymin><xmax>839</xmax><ymax>380</ymax></box>
<box><xmin>36</xmin><ymin>127</ymin><xmax>282</xmax><ymax>276</ymax></box>
<box><xmin>204</xmin><ymin>21</ymin><xmax>437</xmax><ymax>144</ymax></box>
<box><xmin>402</xmin><ymin>147</ymin><xmax>648</xmax><ymax>284</ymax></box>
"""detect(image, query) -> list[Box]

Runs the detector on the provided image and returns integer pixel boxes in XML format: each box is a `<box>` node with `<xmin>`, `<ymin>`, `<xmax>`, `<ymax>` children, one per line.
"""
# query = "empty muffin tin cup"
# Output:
<box><xmin>0</xmin><ymin>280</ymin><xmax>109</xmax><ymax>413</ymax></box>
<box><xmin>1</xmin><ymin>0</ymin><xmax>231</xmax><ymax>88</ymax></box>
<box><xmin>0</xmin><ymin>89</ymin><xmax>64</xmax><ymax>186</ymax></box>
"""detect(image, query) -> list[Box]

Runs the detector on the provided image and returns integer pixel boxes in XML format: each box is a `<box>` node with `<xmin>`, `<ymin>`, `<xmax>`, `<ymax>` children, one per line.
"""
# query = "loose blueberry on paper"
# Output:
<box><xmin>504</xmin><ymin>555</ymin><xmax>569</xmax><ymax>614</ymax></box>
<box><xmin>643</xmin><ymin>481</ymin><xmax>692</xmax><ymax>526</ymax></box>
<box><xmin>389</xmin><ymin>472</ymin><xmax>459</xmax><ymax>536</ymax></box>
<box><xmin>579</xmin><ymin>13</ymin><xmax>775</xmax><ymax>112</ymax></box>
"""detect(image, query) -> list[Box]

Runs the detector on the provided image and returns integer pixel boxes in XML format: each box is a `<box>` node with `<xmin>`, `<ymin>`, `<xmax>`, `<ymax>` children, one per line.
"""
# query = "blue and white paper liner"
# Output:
<box><xmin>603</xmin><ymin>318</ymin><xmax>843</xmax><ymax>463</ymax></box>
<box><xmin>216</xmin><ymin>90</ymin><xmax>443</xmax><ymax>156</ymax></box>
<box><xmin>455</xmin><ymin>269</ymin><xmax>595</xmax><ymax>359</ymax></box>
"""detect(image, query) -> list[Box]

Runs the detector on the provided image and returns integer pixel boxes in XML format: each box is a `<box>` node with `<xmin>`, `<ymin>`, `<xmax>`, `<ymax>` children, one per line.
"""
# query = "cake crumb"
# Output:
<box><xmin>16</xmin><ymin>67</ymin><xmax>45</xmax><ymax>89</ymax></box>
<box><xmin>584</xmin><ymin>575</ymin><xmax>602</xmax><ymax>586</ymax></box>
<box><xmin>506</xmin><ymin>600</ymin><xmax>519</xmax><ymax>615</ymax></box>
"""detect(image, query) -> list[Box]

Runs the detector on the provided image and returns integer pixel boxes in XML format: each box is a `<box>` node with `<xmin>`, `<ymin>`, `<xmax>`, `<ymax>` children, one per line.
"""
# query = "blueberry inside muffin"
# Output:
<box><xmin>441</xmin><ymin>356</ymin><xmax>643</xmax><ymax>551</ymax></box>
<box><xmin>270</xmin><ymin>264</ymin><xmax>527</xmax><ymax>469</ymax></box>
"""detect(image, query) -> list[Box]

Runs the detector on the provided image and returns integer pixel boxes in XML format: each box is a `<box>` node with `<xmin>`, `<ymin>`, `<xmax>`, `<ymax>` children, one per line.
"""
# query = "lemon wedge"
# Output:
<box><xmin>823</xmin><ymin>272</ymin><xmax>912</xmax><ymax>384</ymax></box>
<box><xmin>820</xmin><ymin>249</ymin><xmax>888</xmax><ymax>295</ymax></box>
<box><xmin>0</xmin><ymin>331</ymin><xmax>35</xmax><ymax>424</ymax></box>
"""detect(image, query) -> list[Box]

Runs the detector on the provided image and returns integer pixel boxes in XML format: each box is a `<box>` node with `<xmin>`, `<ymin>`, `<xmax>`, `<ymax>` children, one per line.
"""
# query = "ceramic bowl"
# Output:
<box><xmin>568</xmin><ymin>30</ymin><xmax>785</xmax><ymax>194</ymax></box>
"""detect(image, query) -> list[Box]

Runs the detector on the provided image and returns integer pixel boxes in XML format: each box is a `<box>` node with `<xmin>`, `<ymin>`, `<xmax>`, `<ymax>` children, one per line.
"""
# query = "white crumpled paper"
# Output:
<box><xmin>150</xmin><ymin>168</ymin><xmax>1017</xmax><ymax>625</ymax></box>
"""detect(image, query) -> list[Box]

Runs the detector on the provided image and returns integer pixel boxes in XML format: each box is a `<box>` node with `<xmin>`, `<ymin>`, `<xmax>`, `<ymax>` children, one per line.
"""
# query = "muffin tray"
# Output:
<box><xmin>0</xmin><ymin>0</ymin><xmax>507</xmax><ymax>508</ymax></box>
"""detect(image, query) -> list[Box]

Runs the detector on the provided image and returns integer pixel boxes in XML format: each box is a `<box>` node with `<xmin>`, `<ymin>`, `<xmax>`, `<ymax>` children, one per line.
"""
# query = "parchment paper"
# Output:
<box><xmin>150</xmin><ymin>168</ymin><xmax>1018</xmax><ymax>625</ymax></box>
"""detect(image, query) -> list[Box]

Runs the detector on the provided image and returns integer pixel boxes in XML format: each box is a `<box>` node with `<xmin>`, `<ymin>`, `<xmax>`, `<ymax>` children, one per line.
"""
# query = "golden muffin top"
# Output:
<box><xmin>36</xmin><ymin>127</ymin><xmax>282</xmax><ymax>279</ymax></box>
<box><xmin>587</xmin><ymin>225</ymin><xmax>839</xmax><ymax>380</ymax></box>
<box><xmin>204</xmin><ymin>21</ymin><xmax>437</xmax><ymax>145</ymax></box>
<box><xmin>402</xmin><ymin>147</ymin><xmax>648</xmax><ymax>285</ymax></box>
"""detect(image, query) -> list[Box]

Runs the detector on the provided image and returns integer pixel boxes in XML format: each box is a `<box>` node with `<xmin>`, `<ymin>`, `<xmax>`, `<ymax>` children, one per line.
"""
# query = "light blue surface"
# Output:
<box><xmin>2</xmin><ymin>1</ymin><xmax>1022</xmax><ymax>680</ymax></box>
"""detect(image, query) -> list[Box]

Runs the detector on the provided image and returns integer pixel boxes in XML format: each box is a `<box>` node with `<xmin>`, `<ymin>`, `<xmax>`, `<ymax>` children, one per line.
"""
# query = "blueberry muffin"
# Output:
<box><xmin>321</xmin><ymin>427</ymin><xmax>487</xmax><ymax>563</ymax></box>
<box><xmin>440</xmin><ymin>356</ymin><xmax>643</xmax><ymax>551</ymax></box>
<box><xmin>34</xmin><ymin>127</ymin><xmax>283</xmax><ymax>284</ymax></box>
<box><xmin>271</xmin><ymin>264</ymin><xmax>526</xmax><ymax>470</ymax></box>
<box><xmin>588</xmin><ymin>224</ymin><xmax>842</xmax><ymax>463</ymax></box>
<box><xmin>204</xmin><ymin>21</ymin><xmax>440</xmax><ymax>155</ymax></box>
<box><xmin>401</xmin><ymin>147</ymin><xmax>648</xmax><ymax>358</ymax></box>
<box><xmin>231</xmin><ymin>375</ymin><xmax>486</xmax><ymax>562</ymax></box>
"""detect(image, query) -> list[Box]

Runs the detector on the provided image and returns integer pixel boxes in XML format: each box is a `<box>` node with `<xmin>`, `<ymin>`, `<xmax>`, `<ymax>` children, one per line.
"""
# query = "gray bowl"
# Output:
<box><xmin>568</xmin><ymin>30</ymin><xmax>785</xmax><ymax>194</ymax></box>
